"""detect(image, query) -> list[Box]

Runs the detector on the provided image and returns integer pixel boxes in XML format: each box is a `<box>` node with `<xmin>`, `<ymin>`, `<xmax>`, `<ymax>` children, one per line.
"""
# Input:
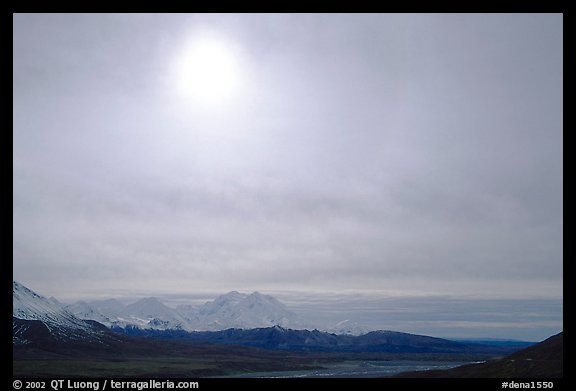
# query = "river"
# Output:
<box><xmin>224</xmin><ymin>360</ymin><xmax>478</xmax><ymax>378</ymax></box>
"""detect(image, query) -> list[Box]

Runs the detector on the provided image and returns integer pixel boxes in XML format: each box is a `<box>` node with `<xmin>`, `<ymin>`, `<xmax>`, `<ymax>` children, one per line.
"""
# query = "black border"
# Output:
<box><xmin>10</xmin><ymin>4</ymin><xmax>567</xmax><ymax>391</ymax></box>
<box><xmin>9</xmin><ymin>1</ymin><xmax>569</xmax><ymax>14</ymax></box>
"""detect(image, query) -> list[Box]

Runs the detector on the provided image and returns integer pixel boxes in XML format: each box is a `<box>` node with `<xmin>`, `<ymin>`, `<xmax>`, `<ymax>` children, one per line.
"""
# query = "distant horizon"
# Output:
<box><xmin>13</xmin><ymin>279</ymin><xmax>561</xmax><ymax>342</ymax></box>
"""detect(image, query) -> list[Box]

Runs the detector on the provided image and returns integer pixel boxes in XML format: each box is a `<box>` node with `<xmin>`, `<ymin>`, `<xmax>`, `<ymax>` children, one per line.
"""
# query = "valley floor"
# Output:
<box><xmin>13</xmin><ymin>352</ymin><xmax>486</xmax><ymax>378</ymax></box>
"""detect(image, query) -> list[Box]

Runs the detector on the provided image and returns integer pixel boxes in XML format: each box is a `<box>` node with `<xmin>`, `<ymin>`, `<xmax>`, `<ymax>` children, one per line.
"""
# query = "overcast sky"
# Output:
<box><xmin>13</xmin><ymin>14</ymin><xmax>562</xmax><ymax>340</ymax></box>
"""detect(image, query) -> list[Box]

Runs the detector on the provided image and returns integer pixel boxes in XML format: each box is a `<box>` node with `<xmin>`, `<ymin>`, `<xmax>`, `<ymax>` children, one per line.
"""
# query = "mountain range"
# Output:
<box><xmin>13</xmin><ymin>281</ymin><xmax>363</xmax><ymax>347</ymax></box>
<box><xmin>13</xmin><ymin>281</ymin><xmax>528</xmax><ymax>354</ymax></box>
<box><xmin>12</xmin><ymin>280</ymin><xmax>478</xmax><ymax>357</ymax></box>
<box><xmin>12</xmin><ymin>281</ymin><xmax>561</xmax><ymax>378</ymax></box>
<box><xmin>115</xmin><ymin>325</ymin><xmax>480</xmax><ymax>353</ymax></box>
<box><xmin>66</xmin><ymin>290</ymin><xmax>329</xmax><ymax>333</ymax></box>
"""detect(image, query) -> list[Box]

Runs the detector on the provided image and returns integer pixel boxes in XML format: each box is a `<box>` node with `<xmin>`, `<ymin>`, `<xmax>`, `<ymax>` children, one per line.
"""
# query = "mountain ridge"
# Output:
<box><xmin>12</xmin><ymin>281</ymin><xmax>125</xmax><ymax>348</ymax></box>
<box><xmin>66</xmin><ymin>290</ymin><xmax>315</xmax><ymax>332</ymax></box>
<box><xmin>113</xmin><ymin>325</ymin><xmax>529</xmax><ymax>355</ymax></box>
<box><xmin>393</xmin><ymin>332</ymin><xmax>563</xmax><ymax>378</ymax></box>
<box><xmin>13</xmin><ymin>281</ymin><xmax>537</xmax><ymax>358</ymax></box>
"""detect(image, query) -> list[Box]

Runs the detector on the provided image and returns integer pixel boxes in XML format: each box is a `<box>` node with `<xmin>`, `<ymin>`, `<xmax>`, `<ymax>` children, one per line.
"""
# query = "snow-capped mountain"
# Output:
<box><xmin>192</xmin><ymin>291</ymin><xmax>310</xmax><ymax>331</ymax></box>
<box><xmin>175</xmin><ymin>304</ymin><xmax>197</xmax><ymax>322</ymax></box>
<box><xmin>125</xmin><ymin>297</ymin><xmax>177</xmax><ymax>320</ymax></box>
<box><xmin>13</xmin><ymin>281</ymin><xmax>93</xmax><ymax>331</ymax></box>
<box><xmin>197</xmin><ymin>291</ymin><xmax>246</xmax><ymax>317</ymax></box>
<box><xmin>68</xmin><ymin>291</ymin><xmax>312</xmax><ymax>332</ymax></box>
<box><xmin>66</xmin><ymin>300</ymin><xmax>117</xmax><ymax>325</ymax></box>
<box><xmin>122</xmin><ymin>297</ymin><xmax>189</xmax><ymax>330</ymax></box>
<box><xmin>13</xmin><ymin>281</ymin><xmax>112</xmax><ymax>345</ymax></box>
<box><xmin>67</xmin><ymin>298</ymin><xmax>125</xmax><ymax>325</ymax></box>
<box><xmin>88</xmin><ymin>298</ymin><xmax>126</xmax><ymax>317</ymax></box>
<box><xmin>328</xmin><ymin>320</ymin><xmax>368</xmax><ymax>336</ymax></box>
<box><xmin>67</xmin><ymin>297</ymin><xmax>189</xmax><ymax>330</ymax></box>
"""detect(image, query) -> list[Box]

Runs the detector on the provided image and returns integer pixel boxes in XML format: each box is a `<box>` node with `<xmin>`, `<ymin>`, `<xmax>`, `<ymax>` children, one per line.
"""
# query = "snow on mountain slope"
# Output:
<box><xmin>70</xmin><ymin>291</ymin><xmax>312</xmax><ymax>332</ymax></box>
<box><xmin>12</xmin><ymin>281</ymin><xmax>109</xmax><ymax>344</ymax></box>
<box><xmin>122</xmin><ymin>297</ymin><xmax>189</xmax><ymax>330</ymax></box>
<box><xmin>197</xmin><ymin>291</ymin><xmax>246</xmax><ymax>317</ymax></box>
<box><xmin>67</xmin><ymin>299</ymin><xmax>126</xmax><ymax>326</ymax></box>
<box><xmin>15</xmin><ymin>282</ymin><xmax>367</xmax><ymax>342</ymax></box>
<box><xmin>69</xmin><ymin>297</ymin><xmax>191</xmax><ymax>330</ymax></box>
<box><xmin>175</xmin><ymin>304</ymin><xmax>197</xmax><ymax>320</ymax></box>
<box><xmin>14</xmin><ymin>281</ymin><xmax>91</xmax><ymax>330</ymax></box>
<box><xmin>67</xmin><ymin>301</ymin><xmax>111</xmax><ymax>325</ymax></box>
<box><xmin>91</xmin><ymin>298</ymin><xmax>126</xmax><ymax>316</ymax></box>
<box><xmin>125</xmin><ymin>297</ymin><xmax>175</xmax><ymax>319</ymax></box>
<box><xmin>192</xmin><ymin>291</ymin><xmax>311</xmax><ymax>331</ymax></box>
<box><xmin>328</xmin><ymin>319</ymin><xmax>367</xmax><ymax>336</ymax></box>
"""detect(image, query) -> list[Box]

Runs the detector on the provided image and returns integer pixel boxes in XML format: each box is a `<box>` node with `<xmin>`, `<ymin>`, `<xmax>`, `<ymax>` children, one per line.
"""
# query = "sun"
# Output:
<box><xmin>173</xmin><ymin>35</ymin><xmax>243</xmax><ymax>106</ymax></box>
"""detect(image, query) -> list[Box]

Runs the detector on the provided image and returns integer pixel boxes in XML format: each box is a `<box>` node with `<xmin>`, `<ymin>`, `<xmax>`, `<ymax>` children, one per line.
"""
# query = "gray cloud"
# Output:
<box><xmin>13</xmin><ymin>14</ymin><xmax>562</xmax><ymax>338</ymax></box>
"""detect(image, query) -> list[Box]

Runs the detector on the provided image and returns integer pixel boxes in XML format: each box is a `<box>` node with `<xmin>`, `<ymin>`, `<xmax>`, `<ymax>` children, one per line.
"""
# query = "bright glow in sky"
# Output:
<box><xmin>172</xmin><ymin>33</ymin><xmax>244</xmax><ymax>106</ymax></box>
